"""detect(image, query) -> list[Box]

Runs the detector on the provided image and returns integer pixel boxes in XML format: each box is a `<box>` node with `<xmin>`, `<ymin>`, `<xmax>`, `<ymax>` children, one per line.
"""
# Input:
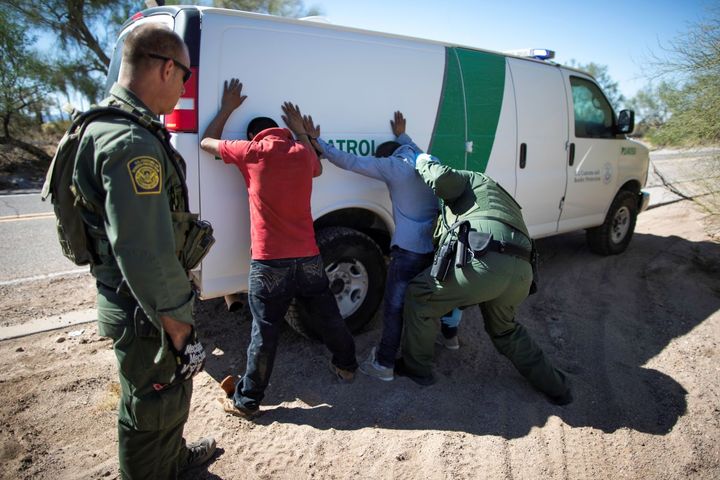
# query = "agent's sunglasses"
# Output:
<box><xmin>147</xmin><ymin>53</ymin><xmax>192</xmax><ymax>83</ymax></box>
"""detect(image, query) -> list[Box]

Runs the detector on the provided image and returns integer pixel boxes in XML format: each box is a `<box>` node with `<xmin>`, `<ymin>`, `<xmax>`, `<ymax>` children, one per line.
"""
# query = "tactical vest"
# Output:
<box><xmin>78</xmin><ymin>100</ymin><xmax>214</xmax><ymax>274</ymax></box>
<box><xmin>471</xmin><ymin>175</ymin><xmax>529</xmax><ymax>238</ymax></box>
<box><xmin>440</xmin><ymin>174</ymin><xmax>529</xmax><ymax>242</ymax></box>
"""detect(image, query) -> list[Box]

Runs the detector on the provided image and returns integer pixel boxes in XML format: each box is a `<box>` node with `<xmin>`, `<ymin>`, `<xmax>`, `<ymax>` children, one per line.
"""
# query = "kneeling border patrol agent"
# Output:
<box><xmin>44</xmin><ymin>24</ymin><xmax>217</xmax><ymax>478</ymax></box>
<box><xmin>396</xmin><ymin>153</ymin><xmax>572</xmax><ymax>405</ymax></box>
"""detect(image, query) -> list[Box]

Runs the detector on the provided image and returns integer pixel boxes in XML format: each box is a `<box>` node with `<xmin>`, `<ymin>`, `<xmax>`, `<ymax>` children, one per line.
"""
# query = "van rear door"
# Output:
<box><xmin>106</xmin><ymin>7</ymin><xmax>202</xmax><ymax>215</ymax></box>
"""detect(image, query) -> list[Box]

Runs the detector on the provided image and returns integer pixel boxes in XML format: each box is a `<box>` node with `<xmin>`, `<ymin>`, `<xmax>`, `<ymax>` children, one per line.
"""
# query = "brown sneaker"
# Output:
<box><xmin>328</xmin><ymin>360</ymin><xmax>355</xmax><ymax>384</ymax></box>
<box><xmin>217</xmin><ymin>397</ymin><xmax>260</xmax><ymax>418</ymax></box>
<box><xmin>220</xmin><ymin>375</ymin><xmax>236</xmax><ymax>397</ymax></box>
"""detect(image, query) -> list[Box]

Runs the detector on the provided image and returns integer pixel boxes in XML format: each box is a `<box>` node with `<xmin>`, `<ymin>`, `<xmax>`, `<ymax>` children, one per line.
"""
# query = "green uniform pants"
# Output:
<box><xmin>402</xmin><ymin>251</ymin><xmax>568</xmax><ymax>397</ymax></box>
<box><xmin>97</xmin><ymin>285</ymin><xmax>192</xmax><ymax>479</ymax></box>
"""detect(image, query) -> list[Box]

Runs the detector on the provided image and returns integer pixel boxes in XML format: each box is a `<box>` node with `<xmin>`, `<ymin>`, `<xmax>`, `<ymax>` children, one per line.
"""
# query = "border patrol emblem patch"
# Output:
<box><xmin>127</xmin><ymin>157</ymin><xmax>162</xmax><ymax>195</ymax></box>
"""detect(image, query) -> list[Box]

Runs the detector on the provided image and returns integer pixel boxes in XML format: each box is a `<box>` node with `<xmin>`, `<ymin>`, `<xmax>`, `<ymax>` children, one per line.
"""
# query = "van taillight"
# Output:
<box><xmin>165</xmin><ymin>66</ymin><xmax>198</xmax><ymax>133</ymax></box>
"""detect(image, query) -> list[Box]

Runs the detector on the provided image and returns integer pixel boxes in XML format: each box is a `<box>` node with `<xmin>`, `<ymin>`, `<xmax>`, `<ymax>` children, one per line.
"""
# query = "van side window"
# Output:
<box><xmin>570</xmin><ymin>77</ymin><xmax>615</xmax><ymax>139</ymax></box>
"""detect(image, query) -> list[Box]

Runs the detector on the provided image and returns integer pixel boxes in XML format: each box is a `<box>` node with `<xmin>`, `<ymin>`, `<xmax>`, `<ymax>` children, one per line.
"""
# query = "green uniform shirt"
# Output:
<box><xmin>416</xmin><ymin>154</ymin><xmax>531</xmax><ymax>250</ymax></box>
<box><xmin>74</xmin><ymin>84</ymin><xmax>194</xmax><ymax>337</ymax></box>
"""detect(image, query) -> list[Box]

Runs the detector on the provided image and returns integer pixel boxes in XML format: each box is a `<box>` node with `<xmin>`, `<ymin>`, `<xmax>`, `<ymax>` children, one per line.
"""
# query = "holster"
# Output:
<box><xmin>454</xmin><ymin>222</ymin><xmax>471</xmax><ymax>268</ymax></box>
<box><xmin>431</xmin><ymin>238</ymin><xmax>455</xmax><ymax>282</ymax></box>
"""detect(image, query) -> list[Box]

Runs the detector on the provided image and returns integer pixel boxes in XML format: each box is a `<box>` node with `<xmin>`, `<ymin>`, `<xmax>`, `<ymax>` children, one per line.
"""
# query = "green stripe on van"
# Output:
<box><xmin>429</xmin><ymin>49</ymin><xmax>466</xmax><ymax>169</ymax></box>
<box><xmin>430</xmin><ymin>48</ymin><xmax>506</xmax><ymax>172</ymax></box>
<box><xmin>458</xmin><ymin>48</ymin><xmax>505</xmax><ymax>173</ymax></box>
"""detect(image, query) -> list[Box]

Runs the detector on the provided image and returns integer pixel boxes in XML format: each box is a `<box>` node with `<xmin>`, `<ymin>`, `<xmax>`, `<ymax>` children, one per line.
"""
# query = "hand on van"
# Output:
<box><xmin>221</xmin><ymin>78</ymin><xmax>247</xmax><ymax>113</ymax></box>
<box><xmin>391</xmin><ymin>111</ymin><xmax>406</xmax><ymax>137</ymax></box>
<box><xmin>302</xmin><ymin>114</ymin><xmax>320</xmax><ymax>139</ymax></box>
<box><xmin>281</xmin><ymin>102</ymin><xmax>322</xmax><ymax>175</ymax></box>
<box><xmin>280</xmin><ymin>102</ymin><xmax>308</xmax><ymax>137</ymax></box>
<box><xmin>302</xmin><ymin>114</ymin><xmax>322</xmax><ymax>153</ymax></box>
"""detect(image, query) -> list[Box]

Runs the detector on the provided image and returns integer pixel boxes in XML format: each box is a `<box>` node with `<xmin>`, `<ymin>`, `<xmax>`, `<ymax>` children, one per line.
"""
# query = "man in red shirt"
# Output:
<box><xmin>200</xmin><ymin>78</ymin><xmax>357</xmax><ymax>417</ymax></box>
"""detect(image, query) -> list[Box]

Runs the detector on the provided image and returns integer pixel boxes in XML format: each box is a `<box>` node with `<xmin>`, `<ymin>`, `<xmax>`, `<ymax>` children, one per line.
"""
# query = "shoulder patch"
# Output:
<box><xmin>127</xmin><ymin>156</ymin><xmax>162</xmax><ymax>195</ymax></box>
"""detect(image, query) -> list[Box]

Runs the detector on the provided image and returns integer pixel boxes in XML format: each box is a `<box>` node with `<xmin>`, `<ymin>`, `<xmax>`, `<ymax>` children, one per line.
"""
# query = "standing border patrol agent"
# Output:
<box><xmin>396</xmin><ymin>153</ymin><xmax>573</xmax><ymax>405</ymax></box>
<box><xmin>73</xmin><ymin>24</ymin><xmax>216</xmax><ymax>477</ymax></box>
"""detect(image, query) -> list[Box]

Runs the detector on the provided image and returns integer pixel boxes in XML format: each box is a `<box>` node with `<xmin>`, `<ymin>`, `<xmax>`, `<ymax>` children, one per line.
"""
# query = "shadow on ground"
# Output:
<box><xmin>195</xmin><ymin>229</ymin><xmax>720</xmax><ymax>440</ymax></box>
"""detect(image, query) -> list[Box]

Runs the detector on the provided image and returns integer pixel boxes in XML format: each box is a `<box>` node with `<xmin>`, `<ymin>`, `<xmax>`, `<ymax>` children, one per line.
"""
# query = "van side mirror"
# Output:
<box><xmin>617</xmin><ymin>109</ymin><xmax>635</xmax><ymax>134</ymax></box>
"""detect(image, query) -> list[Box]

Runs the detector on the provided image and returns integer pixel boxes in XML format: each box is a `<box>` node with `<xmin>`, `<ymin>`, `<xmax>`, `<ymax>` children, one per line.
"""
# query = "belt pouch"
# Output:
<box><xmin>468</xmin><ymin>232</ymin><xmax>493</xmax><ymax>257</ymax></box>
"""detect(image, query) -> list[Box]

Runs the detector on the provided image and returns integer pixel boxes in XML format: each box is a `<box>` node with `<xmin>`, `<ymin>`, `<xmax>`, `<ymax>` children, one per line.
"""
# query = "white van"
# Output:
<box><xmin>107</xmin><ymin>6</ymin><xmax>650</xmax><ymax>335</ymax></box>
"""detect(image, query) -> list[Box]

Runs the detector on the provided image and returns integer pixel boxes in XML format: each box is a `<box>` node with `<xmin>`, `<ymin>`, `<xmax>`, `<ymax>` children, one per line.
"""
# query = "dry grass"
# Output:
<box><xmin>96</xmin><ymin>381</ymin><xmax>121</xmax><ymax>412</ymax></box>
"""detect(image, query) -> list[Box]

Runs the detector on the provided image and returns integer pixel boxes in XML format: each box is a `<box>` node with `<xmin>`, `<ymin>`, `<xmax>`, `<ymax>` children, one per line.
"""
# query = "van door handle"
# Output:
<box><xmin>568</xmin><ymin>142</ymin><xmax>575</xmax><ymax>166</ymax></box>
<box><xmin>519</xmin><ymin>143</ymin><xmax>527</xmax><ymax>169</ymax></box>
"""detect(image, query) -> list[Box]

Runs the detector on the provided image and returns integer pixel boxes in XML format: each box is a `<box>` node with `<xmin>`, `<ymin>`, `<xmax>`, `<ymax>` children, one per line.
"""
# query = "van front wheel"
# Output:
<box><xmin>586</xmin><ymin>190</ymin><xmax>638</xmax><ymax>255</ymax></box>
<box><xmin>285</xmin><ymin>226</ymin><xmax>386</xmax><ymax>340</ymax></box>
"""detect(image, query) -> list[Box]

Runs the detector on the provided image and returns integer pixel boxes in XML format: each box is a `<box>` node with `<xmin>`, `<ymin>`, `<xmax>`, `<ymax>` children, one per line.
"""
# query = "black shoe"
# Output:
<box><xmin>182</xmin><ymin>437</ymin><xmax>216</xmax><ymax>471</ymax></box>
<box><xmin>547</xmin><ymin>389</ymin><xmax>574</xmax><ymax>406</ymax></box>
<box><xmin>394</xmin><ymin>359</ymin><xmax>436</xmax><ymax>386</ymax></box>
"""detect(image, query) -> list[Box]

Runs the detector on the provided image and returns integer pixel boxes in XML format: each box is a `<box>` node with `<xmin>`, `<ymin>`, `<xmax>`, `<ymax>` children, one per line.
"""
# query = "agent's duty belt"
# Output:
<box><xmin>465</xmin><ymin>229</ymin><xmax>532</xmax><ymax>263</ymax></box>
<box><xmin>479</xmin><ymin>239</ymin><xmax>532</xmax><ymax>262</ymax></box>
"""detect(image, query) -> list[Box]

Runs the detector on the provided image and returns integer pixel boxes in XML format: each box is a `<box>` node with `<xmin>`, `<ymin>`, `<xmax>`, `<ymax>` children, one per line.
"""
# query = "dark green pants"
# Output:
<box><xmin>97</xmin><ymin>285</ymin><xmax>192</xmax><ymax>480</ymax></box>
<box><xmin>402</xmin><ymin>252</ymin><xmax>568</xmax><ymax>397</ymax></box>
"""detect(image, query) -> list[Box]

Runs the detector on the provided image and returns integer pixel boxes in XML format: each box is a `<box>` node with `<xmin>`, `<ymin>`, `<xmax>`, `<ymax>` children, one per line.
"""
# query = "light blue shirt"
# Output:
<box><xmin>318</xmin><ymin>133</ymin><xmax>438</xmax><ymax>254</ymax></box>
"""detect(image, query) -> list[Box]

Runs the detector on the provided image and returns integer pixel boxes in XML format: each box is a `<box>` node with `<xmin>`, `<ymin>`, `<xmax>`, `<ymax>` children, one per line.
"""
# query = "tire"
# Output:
<box><xmin>586</xmin><ymin>190</ymin><xmax>638</xmax><ymax>255</ymax></box>
<box><xmin>285</xmin><ymin>226</ymin><xmax>387</xmax><ymax>340</ymax></box>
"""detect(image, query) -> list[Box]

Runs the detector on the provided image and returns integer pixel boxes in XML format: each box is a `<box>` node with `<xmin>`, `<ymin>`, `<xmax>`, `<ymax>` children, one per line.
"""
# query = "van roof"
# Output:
<box><xmin>128</xmin><ymin>5</ymin><xmax>595</xmax><ymax>79</ymax></box>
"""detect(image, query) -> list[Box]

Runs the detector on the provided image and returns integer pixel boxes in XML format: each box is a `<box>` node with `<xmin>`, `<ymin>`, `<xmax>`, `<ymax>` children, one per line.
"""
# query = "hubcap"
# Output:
<box><xmin>611</xmin><ymin>206</ymin><xmax>631</xmax><ymax>244</ymax></box>
<box><xmin>325</xmin><ymin>259</ymin><xmax>368</xmax><ymax>318</ymax></box>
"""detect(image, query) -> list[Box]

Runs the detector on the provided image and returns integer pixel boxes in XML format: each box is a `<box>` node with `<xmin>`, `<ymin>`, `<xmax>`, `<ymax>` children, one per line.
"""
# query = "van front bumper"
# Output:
<box><xmin>638</xmin><ymin>190</ymin><xmax>650</xmax><ymax>212</ymax></box>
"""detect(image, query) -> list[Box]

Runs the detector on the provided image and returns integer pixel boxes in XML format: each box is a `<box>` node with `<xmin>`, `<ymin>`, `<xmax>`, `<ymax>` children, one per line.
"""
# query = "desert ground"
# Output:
<box><xmin>0</xmin><ymin>196</ymin><xmax>719</xmax><ymax>480</ymax></box>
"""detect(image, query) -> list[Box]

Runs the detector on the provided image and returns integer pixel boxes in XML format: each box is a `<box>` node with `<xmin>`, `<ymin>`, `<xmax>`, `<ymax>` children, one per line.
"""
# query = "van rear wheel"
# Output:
<box><xmin>586</xmin><ymin>190</ymin><xmax>638</xmax><ymax>255</ymax></box>
<box><xmin>285</xmin><ymin>226</ymin><xmax>386</xmax><ymax>340</ymax></box>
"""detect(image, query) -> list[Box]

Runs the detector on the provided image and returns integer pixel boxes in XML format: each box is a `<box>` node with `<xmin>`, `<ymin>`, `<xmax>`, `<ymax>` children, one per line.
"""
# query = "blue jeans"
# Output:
<box><xmin>376</xmin><ymin>247</ymin><xmax>434</xmax><ymax>367</ymax></box>
<box><xmin>235</xmin><ymin>255</ymin><xmax>357</xmax><ymax>410</ymax></box>
<box><xmin>440</xmin><ymin>308</ymin><xmax>463</xmax><ymax>338</ymax></box>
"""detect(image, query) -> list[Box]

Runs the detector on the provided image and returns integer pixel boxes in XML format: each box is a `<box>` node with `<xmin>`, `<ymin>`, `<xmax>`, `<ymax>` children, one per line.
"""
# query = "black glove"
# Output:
<box><xmin>169</xmin><ymin>330</ymin><xmax>206</xmax><ymax>382</ymax></box>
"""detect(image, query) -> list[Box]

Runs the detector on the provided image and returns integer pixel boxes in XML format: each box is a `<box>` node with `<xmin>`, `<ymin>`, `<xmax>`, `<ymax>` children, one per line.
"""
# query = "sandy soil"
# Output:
<box><xmin>1</xmin><ymin>199</ymin><xmax>719</xmax><ymax>480</ymax></box>
<box><xmin>0</xmin><ymin>274</ymin><xmax>95</xmax><ymax>328</ymax></box>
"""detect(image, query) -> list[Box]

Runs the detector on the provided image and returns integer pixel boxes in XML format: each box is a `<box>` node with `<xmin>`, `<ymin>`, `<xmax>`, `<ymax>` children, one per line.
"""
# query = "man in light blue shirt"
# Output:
<box><xmin>307</xmin><ymin>112</ymin><xmax>458</xmax><ymax>381</ymax></box>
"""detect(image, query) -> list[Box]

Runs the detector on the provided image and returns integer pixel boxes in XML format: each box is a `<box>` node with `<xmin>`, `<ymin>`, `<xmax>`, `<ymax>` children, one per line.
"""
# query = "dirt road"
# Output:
<box><xmin>0</xmin><ymin>199</ymin><xmax>719</xmax><ymax>480</ymax></box>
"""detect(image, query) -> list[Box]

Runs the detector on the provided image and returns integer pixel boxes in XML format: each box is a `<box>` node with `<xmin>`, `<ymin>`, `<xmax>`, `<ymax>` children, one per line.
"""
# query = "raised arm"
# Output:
<box><xmin>391</xmin><ymin>110</ymin><xmax>423</xmax><ymax>151</ymax></box>
<box><xmin>200</xmin><ymin>78</ymin><xmax>247</xmax><ymax>157</ymax></box>
<box><xmin>281</xmin><ymin>102</ymin><xmax>322</xmax><ymax>177</ymax></box>
<box><xmin>391</xmin><ymin>110</ymin><xmax>406</xmax><ymax>137</ymax></box>
<box><xmin>415</xmin><ymin>153</ymin><xmax>468</xmax><ymax>202</ymax></box>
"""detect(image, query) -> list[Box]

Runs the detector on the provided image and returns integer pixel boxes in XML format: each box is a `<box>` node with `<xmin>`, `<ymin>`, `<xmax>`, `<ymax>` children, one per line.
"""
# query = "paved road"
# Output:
<box><xmin>645</xmin><ymin>147</ymin><xmax>719</xmax><ymax>203</ymax></box>
<box><xmin>0</xmin><ymin>192</ymin><xmax>86</xmax><ymax>283</ymax></box>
